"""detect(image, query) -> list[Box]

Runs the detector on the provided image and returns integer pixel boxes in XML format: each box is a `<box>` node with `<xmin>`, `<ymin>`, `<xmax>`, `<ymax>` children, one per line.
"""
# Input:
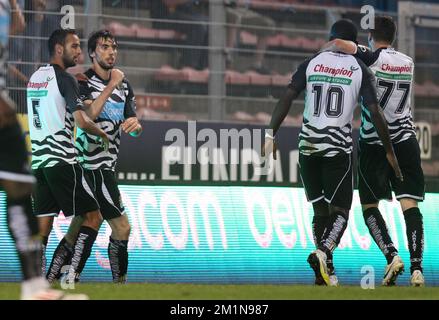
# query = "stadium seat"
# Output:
<box><xmin>106</xmin><ymin>22</ymin><xmax>137</xmax><ymax>37</ymax></box>
<box><xmin>134</xmin><ymin>25</ymin><xmax>158</xmax><ymax>39</ymax></box>
<box><xmin>154</xmin><ymin>65</ymin><xmax>186</xmax><ymax>82</ymax></box>
<box><xmin>255</xmin><ymin>112</ymin><xmax>271</xmax><ymax>123</ymax></box>
<box><xmin>231</xmin><ymin>111</ymin><xmax>257</xmax><ymax>122</ymax></box>
<box><xmin>266</xmin><ymin>34</ymin><xmax>283</xmax><ymax>47</ymax></box>
<box><xmin>107</xmin><ymin>23</ymin><xmax>186</xmax><ymax>42</ymax></box>
<box><xmin>240</xmin><ymin>31</ymin><xmax>258</xmax><ymax>46</ymax></box>
<box><xmin>271</xmin><ymin>74</ymin><xmax>291</xmax><ymax>86</ymax></box>
<box><xmin>240</xmin><ymin>31</ymin><xmax>326</xmax><ymax>51</ymax></box>
<box><xmin>225</xmin><ymin>70</ymin><xmax>251</xmax><ymax>85</ymax></box>
<box><xmin>247</xmin><ymin>71</ymin><xmax>272</xmax><ymax>86</ymax></box>
<box><xmin>181</xmin><ymin>67</ymin><xmax>209</xmax><ymax>83</ymax></box>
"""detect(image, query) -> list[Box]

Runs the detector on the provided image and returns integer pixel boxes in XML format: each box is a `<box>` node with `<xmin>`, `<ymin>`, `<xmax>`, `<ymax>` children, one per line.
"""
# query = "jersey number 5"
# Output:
<box><xmin>312</xmin><ymin>84</ymin><xmax>344</xmax><ymax>118</ymax></box>
<box><xmin>32</xmin><ymin>99</ymin><xmax>42</xmax><ymax>129</ymax></box>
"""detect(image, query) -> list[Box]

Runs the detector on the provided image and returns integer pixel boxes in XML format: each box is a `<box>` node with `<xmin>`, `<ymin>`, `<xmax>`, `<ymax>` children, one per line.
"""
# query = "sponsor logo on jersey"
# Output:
<box><xmin>381</xmin><ymin>64</ymin><xmax>412</xmax><ymax>74</ymax></box>
<box><xmin>27</xmin><ymin>81</ymin><xmax>49</xmax><ymax>90</ymax></box>
<box><xmin>314</xmin><ymin>64</ymin><xmax>354</xmax><ymax>78</ymax></box>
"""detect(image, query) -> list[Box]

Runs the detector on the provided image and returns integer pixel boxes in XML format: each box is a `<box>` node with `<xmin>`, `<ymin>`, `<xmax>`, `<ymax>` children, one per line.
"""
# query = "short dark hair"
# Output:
<box><xmin>370</xmin><ymin>16</ymin><xmax>397</xmax><ymax>45</ymax></box>
<box><xmin>48</xmin><ymin>29</ymin><xmax>78</xmax><ymax>57</ymax></box>
<box><xmin>88</xmin><ymin>29</ymin><xmax>116</xmax><ymax>61</ymax></box>
<box><xmin>329</xmin><ymin>19</ymin><xmax>358</xmax><ymax>43</ymax></box>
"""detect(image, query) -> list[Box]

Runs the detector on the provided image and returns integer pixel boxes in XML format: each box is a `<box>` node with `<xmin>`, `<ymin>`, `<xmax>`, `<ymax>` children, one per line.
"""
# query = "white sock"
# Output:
<box><xmin>21</xmin><ymin>277</ymin><xmax>49</xmax><ymax>299</ymax></box>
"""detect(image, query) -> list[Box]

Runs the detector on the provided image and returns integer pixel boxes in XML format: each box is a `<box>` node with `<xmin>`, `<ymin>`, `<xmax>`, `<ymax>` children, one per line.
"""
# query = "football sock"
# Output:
<box><xmin>403</xmin><ymin>208</ymin><xmax>424</xmax><ymax>273</ymax></box>
<box><xmin>363</xmin><ymin>207</ymin><xmax>398</xmax><ymax>264</ymax></box>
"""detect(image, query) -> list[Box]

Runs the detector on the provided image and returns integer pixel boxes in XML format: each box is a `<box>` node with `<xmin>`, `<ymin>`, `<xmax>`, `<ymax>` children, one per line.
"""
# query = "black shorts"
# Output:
<box><xmin>358</xmin><ymin>137</ymin><xmax>425</xmax><ymax>204</ymax></box>
<box><xmin>86</xmin><ymin>169</ymin><xmax>124</xmax><ymax>220</ymax></box>
<box><xmin>299</xmin><ymin>152</ymin><xmax>353</xmax><ymax>210</ymax></box>
<box><xmin>32</xmin><ymin>164</ymin><xmax>99</xmax><ymax>217</ymax></box>
<box><xmin>0</xmin><ymin>122</ymin><xmax>34</xmax><ymax>183</ymax></box>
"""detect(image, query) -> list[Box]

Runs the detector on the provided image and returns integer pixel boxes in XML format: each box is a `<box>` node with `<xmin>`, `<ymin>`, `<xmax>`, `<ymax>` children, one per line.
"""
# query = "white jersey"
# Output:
<box><xmin>356</xmin><ymin>46</ymin><xmax>416</xmax><ymax>144</ymax></box>
<box><xmin>27</xmin><ymin>64</ymin><xmax>84</xmax><ymax>169</ymax></box>
<box><xmin>289</xmin><ymin>51</ymin><xmax>377</xmax><ymax>157</ymax></box>
<box><xmin>76</xmin><ymin>69</ymin><xmax>137</xmax><ymax>171</ymax></box>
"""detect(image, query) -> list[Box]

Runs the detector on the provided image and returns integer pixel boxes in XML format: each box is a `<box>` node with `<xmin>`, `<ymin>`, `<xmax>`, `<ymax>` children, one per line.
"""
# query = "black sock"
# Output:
<box><xmin>68</xmin><ymin>226</ymin><xmax>98</xmax><ymax>279</ymax></box>
<box><xmin>363</xmin><ymin>207</ymin><xmax>398</xmax><ymax>264</ymax></box>
<box><xmin>7</xmin><ymin>196</ymin><xmax>42</xmax><ymax>280</ymax></box>
<box><xmin>46</xmin><ymin>237</ymin><xmax>73</xmax><ymax>283</ymax></box>
<box><xmin>108</xmin><ymin>237</ymin><xmax>128</xmax><ymax>283</ymax></box>
<box><xmin>319</xmin><ymin>211</ymin><xmax>348</xmax><ymax>255</ymax></box>
<box><xmin>312</xmin><ymin>215</ymin><xmax>329</xmax><ymax>247</ymax></box>
<box><xmin>403</xmin><ymin>207</ymin><xmax>424</xmax><ymax>274</ymax></box>
<box><xmin>41</xmin><ymin>236</ymin><xmax>49</xmax><ymax>275</ymax></box>
<box><xmin>312</xmin><ymin>215</ymin><xmax>335</xmax><ymax>271</ymax></box>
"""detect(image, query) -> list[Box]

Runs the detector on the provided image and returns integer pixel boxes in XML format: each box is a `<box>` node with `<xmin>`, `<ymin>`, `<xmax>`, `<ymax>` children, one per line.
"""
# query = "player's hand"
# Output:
<box><xmin>0</xmin><ymin>94</ymin><xmax>18</xmax><ymax>128</ymax></box>
<box><xmin>121</xmin><ymin>117</ymin><xmax>142</xmax><ymax>136</ymax></box>
<box><xmin>109</xmin><ymin>69</ymin><xmax>125</xmax><ymax>89</ymax></box>
<box><xmin>261</xmin><ymin>137</ymin><xmax>277</xmax><ymax>160</ymax></box>
<box><xmin>97</xmin><ymin>134</ymin><xmax>110</xmax><ymax>151</ymax></box>
<box><xmin>386</xmin><ymin>151</ymin><xmax>403</xmax><ymax>182</ymax></box>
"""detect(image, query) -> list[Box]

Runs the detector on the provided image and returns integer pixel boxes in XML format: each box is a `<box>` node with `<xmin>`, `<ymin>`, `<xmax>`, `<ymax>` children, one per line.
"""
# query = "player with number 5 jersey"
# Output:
<box><xmin>27</xmin><ymin>29</ymin><xmax>110</xmax><ymax>286</ymax></box>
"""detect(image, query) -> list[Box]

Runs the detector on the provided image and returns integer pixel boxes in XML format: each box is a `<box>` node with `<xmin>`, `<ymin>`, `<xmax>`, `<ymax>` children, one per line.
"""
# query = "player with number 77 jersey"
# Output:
<box><xmin>322</xmin><ymin>16</ymin><xmax>426</xmax><ymax>287</ymax></box>
<box><xmin>263</xmin><ymin>19</ymin><xmax>402</xmax><ymax>286</ymax></box>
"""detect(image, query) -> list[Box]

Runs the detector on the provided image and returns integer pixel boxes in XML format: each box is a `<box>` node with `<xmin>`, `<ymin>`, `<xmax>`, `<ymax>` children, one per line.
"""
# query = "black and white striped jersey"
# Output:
<box><xmin>27</xmin><ymin>64</ymin><xmax>84</xmax><ymax>169</ymax></box>
<box><xmin>0</xmin><ymin>0</ymin><xmax>10</xmax><ymax>90</ymax></box>
<box><xmin>289</xmin><ymin>51</ymin><xmax>377</xmax><ymax>157</ymax></box>
<box><xmin>76</xmin><ymin>69</ymin><xmax>136</xmax><ymax>171</ymax></box>
<box><xmin>355</xmin><ymin>46</ymin><xmax>416</xmax><ymax>145</ymax></box>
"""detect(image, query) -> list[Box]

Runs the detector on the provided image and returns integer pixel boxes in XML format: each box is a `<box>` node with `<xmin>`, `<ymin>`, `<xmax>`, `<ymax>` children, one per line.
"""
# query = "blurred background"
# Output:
<box><xmin>6</xmin><ymin>0</ymin><xmax>439</xmax><ymax>189</ymax></box>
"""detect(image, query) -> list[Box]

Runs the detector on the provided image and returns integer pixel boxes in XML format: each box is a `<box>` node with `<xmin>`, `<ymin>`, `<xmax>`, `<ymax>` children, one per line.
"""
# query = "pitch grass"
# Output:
<box><xmin>0</xmin><ymin>283</ymin><xmax>439</xmax><ymax>300</ymax></box>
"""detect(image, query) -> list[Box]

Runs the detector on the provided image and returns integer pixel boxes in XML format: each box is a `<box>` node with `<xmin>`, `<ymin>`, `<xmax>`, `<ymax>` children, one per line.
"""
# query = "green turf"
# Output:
<box><xmin>1</xmin><ymin>283</ymin><xmax>439</xmax><ymax>300</ymax></box>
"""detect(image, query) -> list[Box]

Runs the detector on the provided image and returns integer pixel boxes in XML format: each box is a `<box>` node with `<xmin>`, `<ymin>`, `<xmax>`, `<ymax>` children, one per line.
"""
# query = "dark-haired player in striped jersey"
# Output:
<box><xmin>78</xmin><ymin>30</ymin><xmax>141</xmax><ymax>283</ymax></box>
<box><xmin>264</xmin><ymin>19</ymin><xmax>402</xmax><ymax>286</ymax></box>
<box><xmin>323</xmin><ymin>16</ymin><xmax>425</xmax><ymax>286</ymax></box>
<box><xmin>47</xmin><ymin>30</ymin><xmax>141</xmax><ymax>283</ymax></box>
<box><xmin>27</xmin><ymin>29</ymin><xmax>112</xmax><ymax>285</ymax></box>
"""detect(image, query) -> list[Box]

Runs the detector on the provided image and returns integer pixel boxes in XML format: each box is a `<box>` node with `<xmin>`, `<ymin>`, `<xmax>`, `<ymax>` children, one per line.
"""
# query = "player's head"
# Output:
<box><xmin>88</xmin><ymin>30</ymin><xmax>118</xmax><ymax>70</ymax></box>
<box><xmin>329</xmin><ymin>19</ymin><xmax>358</xmax><ymax>43</ymax></box>
<box><xmin>48</xmin><ymin>29</ymin><xmax>81</xmax><ymax>68</ymax></box>
<box><xmin>369</xmin><ymin>16</ymin><xmax>397</xmax><ymax>47</ymax></box>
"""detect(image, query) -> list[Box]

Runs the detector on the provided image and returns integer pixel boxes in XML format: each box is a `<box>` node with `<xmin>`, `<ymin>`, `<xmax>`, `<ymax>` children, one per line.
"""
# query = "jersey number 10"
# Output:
<box><xmin>312</xmin><ymin>84</ymin><xmax>344</xmax><ymax>118</ymax></box>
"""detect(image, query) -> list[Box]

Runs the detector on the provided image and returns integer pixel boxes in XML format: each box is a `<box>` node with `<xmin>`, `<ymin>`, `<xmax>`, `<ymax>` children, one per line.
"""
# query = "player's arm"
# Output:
<box><xmin>269</xmin><ymin>59</ymin><xmax>308</xmax><ymax>134</ymax></box>
<box><xmin>358</xmin><ymin>60</ymin><xmax>403</xmax><ymax>181</ymax></box>
<box><xmin>121</xmin><ymin>81</ymin><xmax>142</xmax><ymax>137</ymax></box>
<box><xmin>322</xmin><ymin>40</ymin><xmax>379</xmax><ymax>67</ymax></box>
<box><xmin>9</xmin><ymin>0</ymin><xmax>25</xmax><ymax>35</ymax></box>
<box><xmin>263</xmin><ymin>59</ymin><xmax>308</xmax><ymax>159</ymax></box>
<box><xmin>78</xmin><ymin>69</ymin><xmax>125</xmax><ymax>120</ymax></box>
<box><xmin>73</xmin><ymin>109</ymin><xmax>108</xmax><ymax>148</ymax></box>
<box><xmin>321</xmin><ymin>39</ymin><xmax>357</xmax><ymax>54</ymax></box>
